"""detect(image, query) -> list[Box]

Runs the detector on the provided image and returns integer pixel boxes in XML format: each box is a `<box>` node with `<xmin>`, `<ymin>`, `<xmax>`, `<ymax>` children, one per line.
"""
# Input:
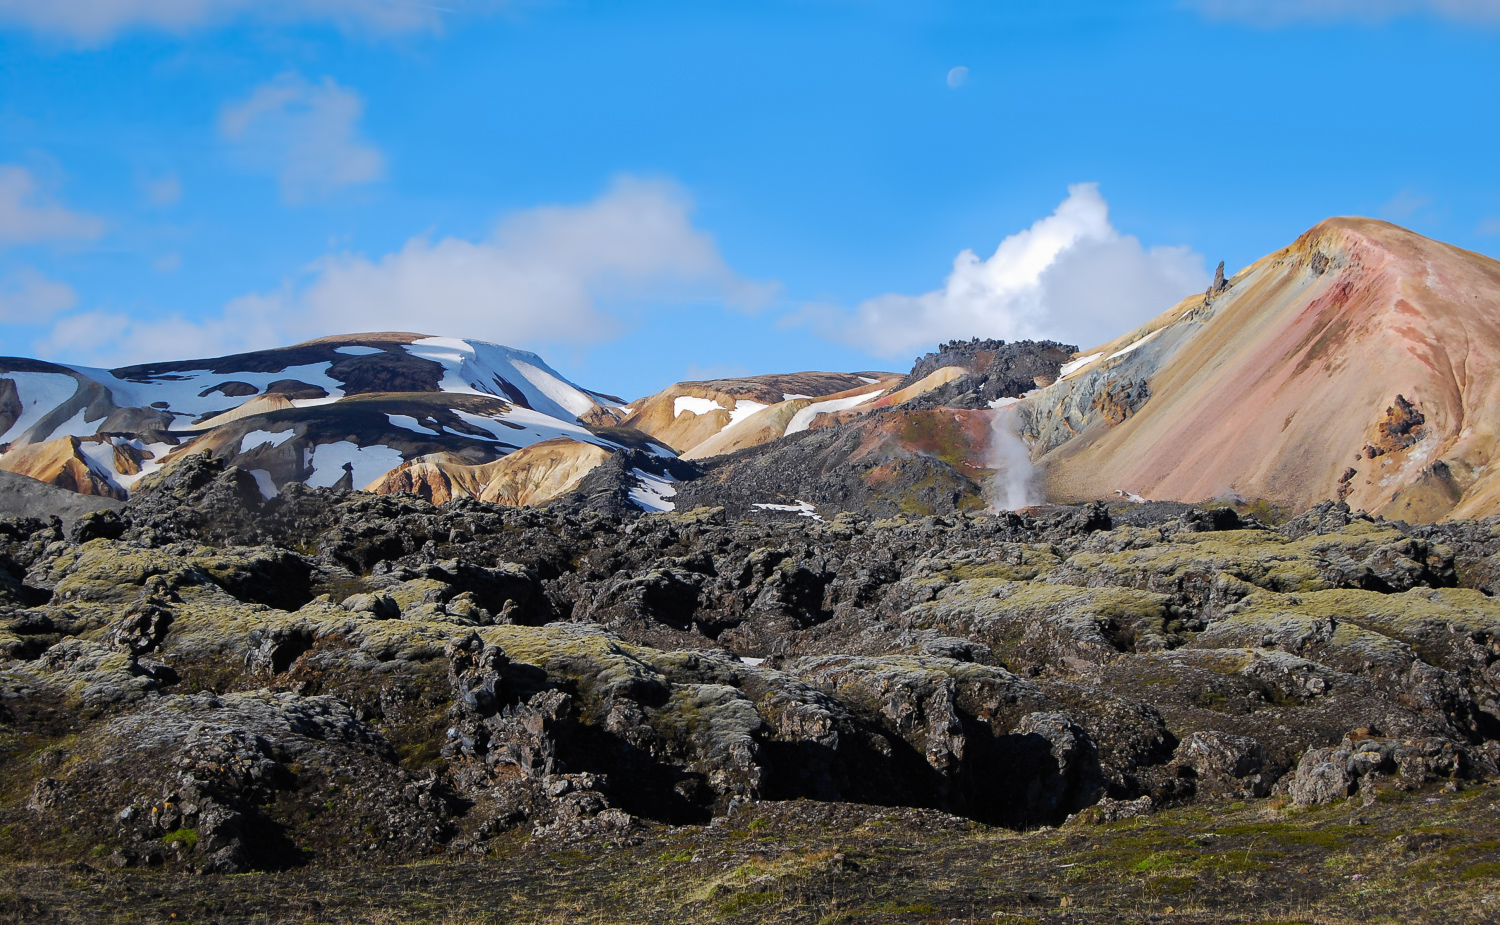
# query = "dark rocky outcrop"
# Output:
<box><xmin>0</xmin><ymin>464</ymin><xmax>1495</xmax><ymax>876</ymax></box>
<box><xmin>898</xmin><ymin>339</ymin><xmax>1077</xmax><ymax>410</ymax></box>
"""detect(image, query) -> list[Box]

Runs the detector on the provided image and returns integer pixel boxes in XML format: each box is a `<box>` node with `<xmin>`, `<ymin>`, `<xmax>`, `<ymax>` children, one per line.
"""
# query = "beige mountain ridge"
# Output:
<box><xmin>4</xmin><ymin>218</ymin><xmax>1500</xmax><ymax>522</ymax></box>
<box><xmin>1029</xmin><ymin>217</ymin><xmax>1500</xmax><ymax>522</ymax></box>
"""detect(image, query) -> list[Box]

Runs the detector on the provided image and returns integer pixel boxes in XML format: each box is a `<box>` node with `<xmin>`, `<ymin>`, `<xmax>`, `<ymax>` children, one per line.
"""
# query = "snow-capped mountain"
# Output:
<box><xmin>0</xmin><ymin>333</ymin><xmax>645</xmax><ymax>503</ymax></box>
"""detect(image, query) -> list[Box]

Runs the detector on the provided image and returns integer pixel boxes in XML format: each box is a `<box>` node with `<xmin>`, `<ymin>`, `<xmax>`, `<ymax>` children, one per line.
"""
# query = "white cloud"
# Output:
<box><xmin>220</xmin><ymin>73</ymin><xmax>384</xmax><ymax>203</ymax></box>
<box><xmin>143</xmin><ymin>173</ymin><xmax>182</xmax><ymax>207</ymax></box>
<box><xmin>37</xmin><ymin>309</ymin><xmax>281</xmax><ymax>367</ymax></box>
<box><xmin>1476</xmin><ymin>217</ymin><xmax>1500</xmax><ymax>236</ymax></box>
<box><xmin>0</xmin><ymin>267</ymin><xmax>78</xmax><ymax>322</ymax></box>
<box><xmin>37</xmin><ymin>176</ymin><xmax>765</xmax><ymax>365</ymax></box>
<box><xmin>1190</xmin><ymin>0</ymin><xmax>1500</xmax><ymax>25</ymax></box>
<box><xmin>821</xmin><ymin>183</ymin><xmax>1207</xmax><ymax>357</ymax></box>
<box><xmin>946</xmin><ymin>66</ymin><xmax>970</xmax><ymax>88</ymax></box>
<box><xmin>1381</xmin><ymin>190</ymin><xmax>1434</xmax><ymax>222</ymax></box>
<box><xmin>0</xmin><ymin>0</ymin><xmax>504</xmax><ymax>44</ymax></box>
<box><xmin>0</xmin><ymin>166</ymin><xmax>105</xmax><ymax>246</ymax></box>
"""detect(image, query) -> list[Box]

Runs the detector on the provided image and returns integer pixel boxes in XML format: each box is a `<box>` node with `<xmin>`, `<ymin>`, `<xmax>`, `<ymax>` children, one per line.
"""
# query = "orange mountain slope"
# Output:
<box><xmin>1026</xmin><ymin>217</ymin><xmax>1500</xmax><ymax>522</ymax></box>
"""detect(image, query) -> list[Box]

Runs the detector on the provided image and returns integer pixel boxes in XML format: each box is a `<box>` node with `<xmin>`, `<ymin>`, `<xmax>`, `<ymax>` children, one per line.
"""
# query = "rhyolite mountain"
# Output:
<box><xmin>1028</xmin><ymin>218</ymin><xmax>1500</xmax><ymax>523</ymax></box>
<box><xmin>6</xmin><ymin>216</ymin><xmax>1500</xmax><ymax>524</ymax></box>
<box><xmin>5</xmin><ymin>220</ymin><xmax>1500</xmax><ymax>923</ymax></box>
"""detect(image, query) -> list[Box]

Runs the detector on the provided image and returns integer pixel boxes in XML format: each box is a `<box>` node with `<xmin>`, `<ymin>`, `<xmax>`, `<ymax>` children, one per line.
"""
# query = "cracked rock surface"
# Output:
<box><xmin>1</xmin><ymin>456</ymin><xmax>1497</xmax><ymax>873</ymax></box>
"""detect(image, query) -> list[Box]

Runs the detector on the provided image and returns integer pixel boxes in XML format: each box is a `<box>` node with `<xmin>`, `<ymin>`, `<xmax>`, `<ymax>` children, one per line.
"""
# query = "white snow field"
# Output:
<box><xmin>0</xmin><ymin>371</ymin><xmax>82</xmax><ymax>445</ymax></box>
<box><xmin>784</xmin><ymin>389</ymin><xmax>883</xmax><ymax>436</ymax></box>
<box><xmin>753</xmin><ymin>499</ymin><xmax>823</xmax><ymax>521</ymax></box>
<box><xmin>240</xmin><ymin>429</ymin><xmax>297</xmax><ymax>453</ymax></box>
<box><xmin>306</xmin><ymin>441</ymin><xmax>406</xmax><ymax>490</ymax></box>
<box><xmin>628</xmin><ymin>468</ymin><xmax>678</xmax><ymax>512</ymax></box>
<box><xmin>673</xmin><ymin>396</ymin><xmax>725</xmax><ymax>417</ymax></box>
<box><xmin>405</xmin><ymin>337</ymin><xmax>615</xmax><ymax>423</ymax></box>
<box><xmin>385</xmin><ymin>414</ymin><xmax>440</xmax><ymax>437</ymax></box>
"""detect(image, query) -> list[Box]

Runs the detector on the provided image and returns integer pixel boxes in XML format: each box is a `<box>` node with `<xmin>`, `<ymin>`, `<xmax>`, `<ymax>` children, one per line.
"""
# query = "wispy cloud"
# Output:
<box><xmin>1477</xmin><ymin>217</ymin><xmax>1500</xmax><ymax>235</ymax></box>
<box><xmin>220</xmin><ymin>74</ymin><xmax>385</xmax><ymax>203</ymax></box>
<box><xmin>142</xmin><ymin>173</ymin><xmax>182</xmax><ymax>207</ymax></box>
<box><xmin>809</xmin><ymin>183</ymin><xmax>1206</xmax><ymax>357</ymax></box>
<box><xmin>1380</xmin><ymin>190</ymin><xmax>1435</xmax><ymax>223</ymax></box>
<box><xmin>0</xmin><ymin>267</ymin><xmax>78</xmax><ymax>322</ymax></box>
<box><xmin>1189</xmin><ymin>0</ymin><xmax>1500</xmax><ymax>26</ymax></box>
<box><xmin>37</xmin><ymin>176</ymin><xmax>772</xmax><ymax>365</ymax></box>
<box><xmin>0</xmin><ymin>166</ymin><xmax>104</xmax><ymax>247</ymax></box>
<box><xmin>0</xmin><ymin>0</ymin><xmax>505</xmax><ymax>45</ymax></box>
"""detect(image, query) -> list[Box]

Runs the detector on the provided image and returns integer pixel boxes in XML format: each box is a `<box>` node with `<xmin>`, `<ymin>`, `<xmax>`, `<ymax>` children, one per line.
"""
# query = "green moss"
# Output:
<box><xmin>1132</xmin><ymin>851</ymin><xmax>1193</xmax><ymax>873</ymax></box>
<box><xmin>162</xmin><ymin>828</ymin><xmax>198</xmax><ymax>849</ymax></box>
<box><xmin>1459</xmin><ymin>862</ymin><xmax>1500</xmax><ymax>881</ymax></box>
<box><xmin>1213</xmin><ymin>822</ymin><xmax>1347</xmax><ymax>850</ymax></box>
<box><xmin>716</xmin><ymin>890</ymin><xmax>777</xmax><ymax>915</ymax></box>
<box><xmin>1145</xmin><ymin>874</ymin><xmax>1197</xmax><ymax>896</ymax></box>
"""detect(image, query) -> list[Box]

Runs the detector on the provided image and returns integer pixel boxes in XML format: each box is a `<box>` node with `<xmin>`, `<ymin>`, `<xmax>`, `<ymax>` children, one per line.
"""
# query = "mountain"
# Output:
<box><xmin>7</xmin><ymin>223</ymin><xmax>1500</xmax><ymax>920</ymax></box>
<box><xmin>1023</xmin><ymin>218</ymin><xmax>1500</xmax><ymax>522</ymax></box>
<box><xmin>7</xmin><ymin>218</ymin><xmax>1500</xmax><ymax>526</ymax></box>
<box><xmin>0</xmin><ymin>333</ymin><xmax>665</xmax><ymax>506</ymax></box>
<box><xmin>0</xmin><ymin>334</ymin><xmax>1010</xmax><ymax>514</ymax></box>
<box><xmin>618</xmin><ymin>371</ymin><xmax>902</xmax><ymax>459</ymax></box>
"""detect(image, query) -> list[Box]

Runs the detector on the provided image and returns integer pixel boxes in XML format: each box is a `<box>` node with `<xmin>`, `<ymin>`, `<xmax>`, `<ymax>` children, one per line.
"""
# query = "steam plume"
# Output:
<box><xmin>988</xmin><ymin>403</ymin><xmax>1042</xmax><ymax>511</ymax></box>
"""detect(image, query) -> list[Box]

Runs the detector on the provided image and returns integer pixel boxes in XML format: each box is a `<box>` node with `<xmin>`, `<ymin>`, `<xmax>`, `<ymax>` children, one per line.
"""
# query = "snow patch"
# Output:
<box><xmin>726</xmin><ymin>400</ymin><xmax>767</xmax><ymax>429</ymax></box>
<box><xmin>240</xmin><ymin>429</ymin><xmax>296</xmax><ymax>454</ymax></box>
<box><xmin>740</xmin><ymin>657</ymin><xmax>765</xmax><ymax>667</ymax></box>
<box><xmin>249</xmin><ymin>469</ymin><xmax>280</xmax><ymax>499</ymax></box>
<box><xmin>78</xmin><ymin>361</ymin><xmax>344</xmax><ymax>418</ymax></box>
<box><xmin>73</xmin><ymin>439</ymin><xmax>125</xmax><ymax>492</ymax></box>
<box><xmin>405</xmin><ymin>337</ymin><xmax>608</xmax><ymax>422</ymax></box>
<box><xmin>334</xmin><ymin>346</ymin><xmax>384</xmax><ymax>356</ymax></box>
<box><xmin>1107</xmin><ymin>328</ymin><xmax>1164</xmax><ymax>361</ymax></box>
<box><xmin>753</xmin><ymin>499</ymin><xmax>823</xmax><ymax>521</ymax></box>
<box><xmin>386</xmin><ymin>414</ymin><xmax>439</xmax><ymax>437</ymax></box>
<box><xmin>451</xmin><ymin>406</ymin><xmax>601</xmax><ymax>449</ymax></box>
<box><xmin>510</xmin><ymin>358</ymin><xmax>600</xmax><ymax>419</ymax></box>
<box><xmin>988</xmin><ymin>397</ymin><xmax>1021</xmax><ymax>409</ymax></box>
<box><xmin>116</xmin><ymin>440</ymin><xmax>175</xmax><ymax>489</ymax></box>
<box><xmin>674</xmin><ymin>396</ymin><xmax>725</xmax><ymax>418</ymax></box>
<box><xmin>0</xmin><ymin>372</ymin><xmax>81</xmax><ymax>445</ymax></box>
<box><xmin>1058</xmin><ymin>353</ymin><xmax>1102</xmax><ymax>379</ymax></box>
<box><xmin>784</xmin><ymin>389</ymin><xmax>883</xmax><ymax>435</ymax></box>
<box><xmin>857</xmin><ymin>377</ymin><xmax>879</xmax><ymax>384</ymax></box>
<box><xmin>44</xmin><ymin>408</ymin><xmax>100</xmax><ymax>442</ymax></box>
<box><xmin>782</xmin><ymin>393</ymin><xmax>812</xmax><ymax>401</ymax></box>
<box><xmin>291</xmin><ymin>396</ymin><xmax>342</xmax><ymax>409</ymax></box>
<box><xmin>306</xmin><ymin>441</ymin><xmax>406</xmax><ymax>491</ymax></box>
<box><xmin>646</xmin><ymin>443</ymin><xmax>677</xmax><ymax>458</ymax></box>
<box><xmin>629</xmin><ymin>468</ymin><xmax>678</xmax><ymax>513</ymax></box>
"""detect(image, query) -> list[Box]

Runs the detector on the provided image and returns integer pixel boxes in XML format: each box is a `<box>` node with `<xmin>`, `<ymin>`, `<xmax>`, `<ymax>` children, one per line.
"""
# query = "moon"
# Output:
<box><xmin>946</xmin><ymin>66</ymin><xmax>969</xmax><ymax>88</ymax></box>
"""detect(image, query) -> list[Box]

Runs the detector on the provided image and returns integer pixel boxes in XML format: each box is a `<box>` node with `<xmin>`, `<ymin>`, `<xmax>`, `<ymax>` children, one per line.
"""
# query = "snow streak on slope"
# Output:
<box><xmin>307</xmin><ymin>441</ymin><xmax>406</xmax><ymax>490</ymax></box>
<box><xmin>405</xmin><ymin>337</ymin><xmax>616</xmax><ymax>422</ymax></box>
<box><xmin>629</xmin><ymin>468</ymin><xmax>678</xmax><ymax>512</ymax></box>
<box><xmin>449</xmin><ymin>407</ymin><xmax>607</xmax><ymax>450</ymax></box>
<box><xmin>241</xmin><ymin>430</ymin><xmax>296</xmax><ymax>453</ymax></box>
<box><xmin>0</xmin><ymin>372</ymin><xmax>81</xmax><ymax>444</ymax></box>
<box><xmin>785</xmin><ymin>390</ymin><xmax>883</xmax><ymax>435</ymax></box>
<box><xmin>79</xmin><ymin>362</ymin><xmax>347</xmax><ymax>420</ymax></box>
<box><xmin>674</xmin><ymin>396</ymin><xmax>724</xmax><ymax>417</ymax></box>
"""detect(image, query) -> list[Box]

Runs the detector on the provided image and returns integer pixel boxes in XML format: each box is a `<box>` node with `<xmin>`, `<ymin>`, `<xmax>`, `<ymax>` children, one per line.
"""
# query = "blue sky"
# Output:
<box><xmin>1</xmin><ymin>0</ymin><xmax>1498</xmax><ymax>399</ymax></box>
